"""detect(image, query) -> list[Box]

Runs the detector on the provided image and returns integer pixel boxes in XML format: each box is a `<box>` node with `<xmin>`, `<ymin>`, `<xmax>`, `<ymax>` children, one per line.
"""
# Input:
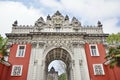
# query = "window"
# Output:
<box><xmin>89</xmin><ymin>44</ymin><xmax>99</xmax><ymax>56</ymax></box>
<box><xmin>91</xmin><ymin>46</ymin><xmax>97</xmax><ymax>55</ymax></box>
<box><xmin>11</xmin><ymin>65</ymin><xmax>23</xmax><ymax>76</ymax></box>
<box><xmin>16</xmin><ymin>45</ymin><xmax>26</xmax><ymax>57</ymax></box>
<box><xmin>93</xmin><ymin>64</ymin><xmax>105</xmax><ymax>75</ymax></box>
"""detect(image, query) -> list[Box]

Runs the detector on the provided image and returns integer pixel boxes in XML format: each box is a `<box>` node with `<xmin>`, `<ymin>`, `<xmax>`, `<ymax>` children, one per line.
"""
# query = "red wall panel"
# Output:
<box><xmin>6</xmin><ymin>43</ymin><xmax>32</xmax><ymax>80</ymax></box>
<box><xmin>85</xmin><ymin>43</ymin><xmax>107</xmax><ymax>80</ymax></box>
<box><xmin>85</xmin><ymin>43</ymin><xmax>120</xmax><ymax>80</ymax></box>
<box><xmin>0</xmin><ymin>63</ymin><xmax>10</xmax><ymax>80</ymax></box>
<box><xmin>1</xmin><ymin>42</ymin><xmax>120</xmax><ymax>80</ymax></box>
<box><xmin>0</xmin><ymin>63</ymin><xmax>4</xmax><ymax>79</ymax></box>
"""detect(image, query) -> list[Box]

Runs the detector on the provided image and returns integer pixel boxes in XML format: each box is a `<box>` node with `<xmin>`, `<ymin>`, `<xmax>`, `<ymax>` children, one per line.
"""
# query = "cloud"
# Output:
<box><xmin>103</xmin><ymin>18</ymin><xmax>120</xmax><ymax>34</ymax></box>
<box><xmin>0</xmin><ymin>0</ymin><xmax>120</xmax><ymax>37</ymax></box>
<box><xmin>0</xmin><ymin>1</ymin><xmax>44</xmax><ymax>37</ymax></box>
<box><xmin>38</xmin><ymin>0</ymin><xmax>120</xmax><ymax>33</ymax></box>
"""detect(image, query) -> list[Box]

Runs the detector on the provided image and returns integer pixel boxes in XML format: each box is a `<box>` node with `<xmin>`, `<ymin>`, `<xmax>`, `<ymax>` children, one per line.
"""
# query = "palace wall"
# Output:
<box><xmin>1</xmin><ymin>11</ymin><xmax>120</xmax><ymax>80</ymax></box>
<box><xmin>85</xmin><ymin>43</ymin><xmax>120</xmax><ymax>80</ymax></box>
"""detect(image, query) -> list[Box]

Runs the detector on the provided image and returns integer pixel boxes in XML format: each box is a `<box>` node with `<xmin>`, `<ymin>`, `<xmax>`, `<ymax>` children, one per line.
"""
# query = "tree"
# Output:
<box><xmin>106</xmin><ymin>33</ymin><xmax>120</xmax><ymax>45</ymax></box>
<box><xmin>105</xmin><ymin>46</ymin><xmax>120</xmax><ymax>68</ymax></box>
<box><xmin>105</xmin><ymin>33</ymin><xmax>120</xmax><ymax>68</ymax></box>
<box><xmin>0</xmin><ymin>35</ymin><xmax>8</xmax><ymax>60</ymax></box>
<box><xmin>58</xmin><ymin>73</ymin><xmax>67</xmax><ymax>80</ymax></box>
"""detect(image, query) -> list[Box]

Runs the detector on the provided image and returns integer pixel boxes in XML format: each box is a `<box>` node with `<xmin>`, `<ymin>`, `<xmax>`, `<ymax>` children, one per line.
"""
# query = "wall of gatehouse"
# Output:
<box><xmin>2</xmin><ymin>11</ymin><xmax>120</xmax><ymax>80</ymax></box>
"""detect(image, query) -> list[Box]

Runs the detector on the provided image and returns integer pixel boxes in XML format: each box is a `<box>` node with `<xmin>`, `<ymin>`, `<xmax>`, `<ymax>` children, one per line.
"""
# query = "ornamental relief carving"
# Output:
<box><xmin>43</xmin><ymin>41</ymin><xmax>73</xmax><ymax>55</ymax></box>
<box><xmin>31</xmin><ymin>35</ymin><xmax>86</xmax><ymax>50</ymax></box>
<box><xmin>32</xmin><ymin>35</ymin><xmax>83</xmax><ymax>42</ymax></box>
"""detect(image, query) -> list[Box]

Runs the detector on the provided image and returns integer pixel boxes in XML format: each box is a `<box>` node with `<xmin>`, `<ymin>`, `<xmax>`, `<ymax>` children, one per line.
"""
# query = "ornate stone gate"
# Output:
<box><xmin>6</xmin><ymin>11</ymin><xmax>106</xmax><ymax>80</ymax></box>
<box><xmin>26</xmin><ymin>32</ymin><xmax>90</xmax><ymax>80</ymax></box>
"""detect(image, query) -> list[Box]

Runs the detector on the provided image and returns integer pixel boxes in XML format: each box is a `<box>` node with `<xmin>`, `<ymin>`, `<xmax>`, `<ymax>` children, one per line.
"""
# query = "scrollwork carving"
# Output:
<box><xmin>31</xmin><ymin>42</ymin><xmax>37</xmax><ymax>48</ymax></box>
<box><xmin>39</xmin><ymin>42</ymin><xmax>45</xmax><ymax>48</ymax></box>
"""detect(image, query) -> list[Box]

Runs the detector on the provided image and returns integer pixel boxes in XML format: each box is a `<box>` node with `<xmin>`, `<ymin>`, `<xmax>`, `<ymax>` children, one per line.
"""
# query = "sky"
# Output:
<box><xmin>0</xmin><ymin>0</ymin><xmax>120</xmax><ymax>37</ymax></box>
<box><xmin>48</xmin><ymin>60</ymin><xmax>66</xmax><ymax>75</ymax></box>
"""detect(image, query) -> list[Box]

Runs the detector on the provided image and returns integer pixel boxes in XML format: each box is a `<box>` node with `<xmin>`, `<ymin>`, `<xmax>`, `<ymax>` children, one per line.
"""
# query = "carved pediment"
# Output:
<box><xmin>35</xmin><ymin>17</ymin><xmax>45</xmax><ymax>30</ymax></box>
<box><xmin>52</xmin><ymin>11</ymin><xmax>64</xmax><ymax>26</ymax></box>
<box><xmin>71</xmin><ymin>17</ymin><xmax>81</xmax><ymax>30</ymax></box>
<box><xmin>71</xmin><ymin>17</ymin><xmax>81</xmax><ymax>26</ymax></box>
<box><xmin>52</xmin><ymin>11</ymin><xmax>63</xmax><ymax>17</ymax></box>
<box><xmin>34</xmin><ymin>11</ymin><xmax>71</xmax><ymax>29</ymax></box>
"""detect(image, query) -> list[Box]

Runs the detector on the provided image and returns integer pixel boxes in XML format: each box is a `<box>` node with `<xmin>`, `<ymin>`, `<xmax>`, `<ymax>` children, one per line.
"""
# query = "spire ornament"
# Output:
<box><xmin>65</xmin><ymin>15</ymin><xmax>69</xmax><ymax>21</ymax></box>
<box><xmin>12</xmin><ymin>20</ymin><xmax>18</xmax><ymax>26</ymax></box>
<box><xmin>97</xmin><ymin>21</ymin><xmax>103</xmax><ymax>27</ymax></box>
<box><xmin>47</xmin><ymin>15</ymin><xmax>51</xmax><ymax>20</ymax></box>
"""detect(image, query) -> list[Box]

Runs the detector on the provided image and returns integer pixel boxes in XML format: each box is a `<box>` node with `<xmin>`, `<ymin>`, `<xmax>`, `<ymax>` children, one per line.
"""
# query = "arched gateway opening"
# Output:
<box><xmin>45</xmin><ymin>48</ymin><xmax>72</xmax><ymax>80</ymax></box>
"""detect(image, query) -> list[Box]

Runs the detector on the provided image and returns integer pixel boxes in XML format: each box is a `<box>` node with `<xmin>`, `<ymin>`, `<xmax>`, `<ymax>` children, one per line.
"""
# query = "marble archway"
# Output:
<box><xmin>45</xmin><ymin>48</ymin><xmax>72</xmax><ymax>80</ymax></box>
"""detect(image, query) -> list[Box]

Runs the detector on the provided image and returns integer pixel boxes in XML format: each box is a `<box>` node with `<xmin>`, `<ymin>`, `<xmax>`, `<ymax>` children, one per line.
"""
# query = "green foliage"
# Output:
<box><xmin>106</xmin><ymin>33</ymin><xmax>120</xmax><ymax>45</ymax></box>
<box><xmin>106</xmin><ymin>33</ymin><xmax>120</xmax><ymax>68</ymax></box>
<box><xmin>105</xmin><ymin>46</ymin><xmax>120</xmax><ymax>68</ymax></box>
<box><xmin>0</xmin><ymin>35</ymin><xmax>8</xmax><ymax>60</ymax></box>
<box><xmin>58</xmin><ymin>73</ymin><xmax>67</xmax><ymax>80</ymax></box>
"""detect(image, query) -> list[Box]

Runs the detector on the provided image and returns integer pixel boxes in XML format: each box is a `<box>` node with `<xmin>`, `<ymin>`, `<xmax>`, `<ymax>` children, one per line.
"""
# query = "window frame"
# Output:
<box><xmin>11</xmin><ymin>65</ymin><xmax>23</xmax><ymax>76</ymax></box>
<box><xmin>16</xmin><ymin>45</ymin><xmax>26</xmax><ymax>57</ymax></box>
<box><xmin>93</xmin><ymin>64</ymin><xmax>105</xmax><ymax>75</ymax></box>
<box><xmin>89</xmin><ymin>44</ymin><xmax>99</xmax><ymax>56</ymax></box>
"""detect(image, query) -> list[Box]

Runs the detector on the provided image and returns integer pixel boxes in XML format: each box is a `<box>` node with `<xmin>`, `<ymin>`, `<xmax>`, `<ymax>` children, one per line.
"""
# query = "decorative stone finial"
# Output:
<box><xmin>47</xmin><ymin>14</ymin><xmax>51</xmax><ymax>20</ymax></box>
<box><xmin>72</xmin><ymin>17</ymin><xmax>77</xmax><ymax>21</ymax></box>
<box><xmin>38</xmin><ymin>17</ymin><xmax>44</xmax><ymax>22</ymax></box>
<box><xmin>97</xmin><ymin>21</ymin><xmax>102</xmax><ymax>27</ymax></box>
<box><xmin>55</xmin><ymin>10</ymin><xmax>61</xmax><ymax>15</ymax></box>
<box><xmin>12</xmin><ymin>20</ymin><xmax>18</xmax><ymax>26</ymax></box>
<box><xmin>65</xmin><ymin>15</ymin><xmax>69</xmax><ymax>20</ymax></box>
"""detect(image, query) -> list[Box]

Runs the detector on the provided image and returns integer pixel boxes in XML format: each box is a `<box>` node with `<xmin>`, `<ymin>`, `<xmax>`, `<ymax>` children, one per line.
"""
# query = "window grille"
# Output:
<box><xmin>93</xmin><ymin>64</ymin><xmax>105</xmax><ymax>75</ymax></box>
<box><xmin>11</xmin><ymin>65</ymin><xmax>23</xmax><ymax>76</ymax></box>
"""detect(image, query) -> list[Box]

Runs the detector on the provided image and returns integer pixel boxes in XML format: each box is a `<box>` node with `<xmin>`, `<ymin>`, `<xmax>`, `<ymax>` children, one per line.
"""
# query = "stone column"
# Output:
<box><xmin>36</xmin><ymin>42</ymin><xmax>45</xmax><ymax>80</ymax></box>
<box><xmin>27</xmin><ymin>42</ymin><xmax>37</xmax><ymax>80</ymax></box>
<box><xmin>72</xmin><ymin>43</ymin><xmax>90</xmax><ymax>80</ymax></box>
<box><xmin>79</xmin><ymin>44</ymin><xmax>90</xmax><ymax>80</ymax></box>
<box><xmin>27</xmin><ymin>42</ymin><xmax>45</xmax><ymax>80</ymax></box>
<box><xmin>72</xmin><ymin>43</ymin><xmax>82</xmax><ymax>80</ymax></box>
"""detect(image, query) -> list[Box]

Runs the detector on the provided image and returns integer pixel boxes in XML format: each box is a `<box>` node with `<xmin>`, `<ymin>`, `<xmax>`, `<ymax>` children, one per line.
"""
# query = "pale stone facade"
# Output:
<box><xmin>6</xmin><ymin>11</ymin><xmax>108</xmax><ymax>80</ymax></box>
